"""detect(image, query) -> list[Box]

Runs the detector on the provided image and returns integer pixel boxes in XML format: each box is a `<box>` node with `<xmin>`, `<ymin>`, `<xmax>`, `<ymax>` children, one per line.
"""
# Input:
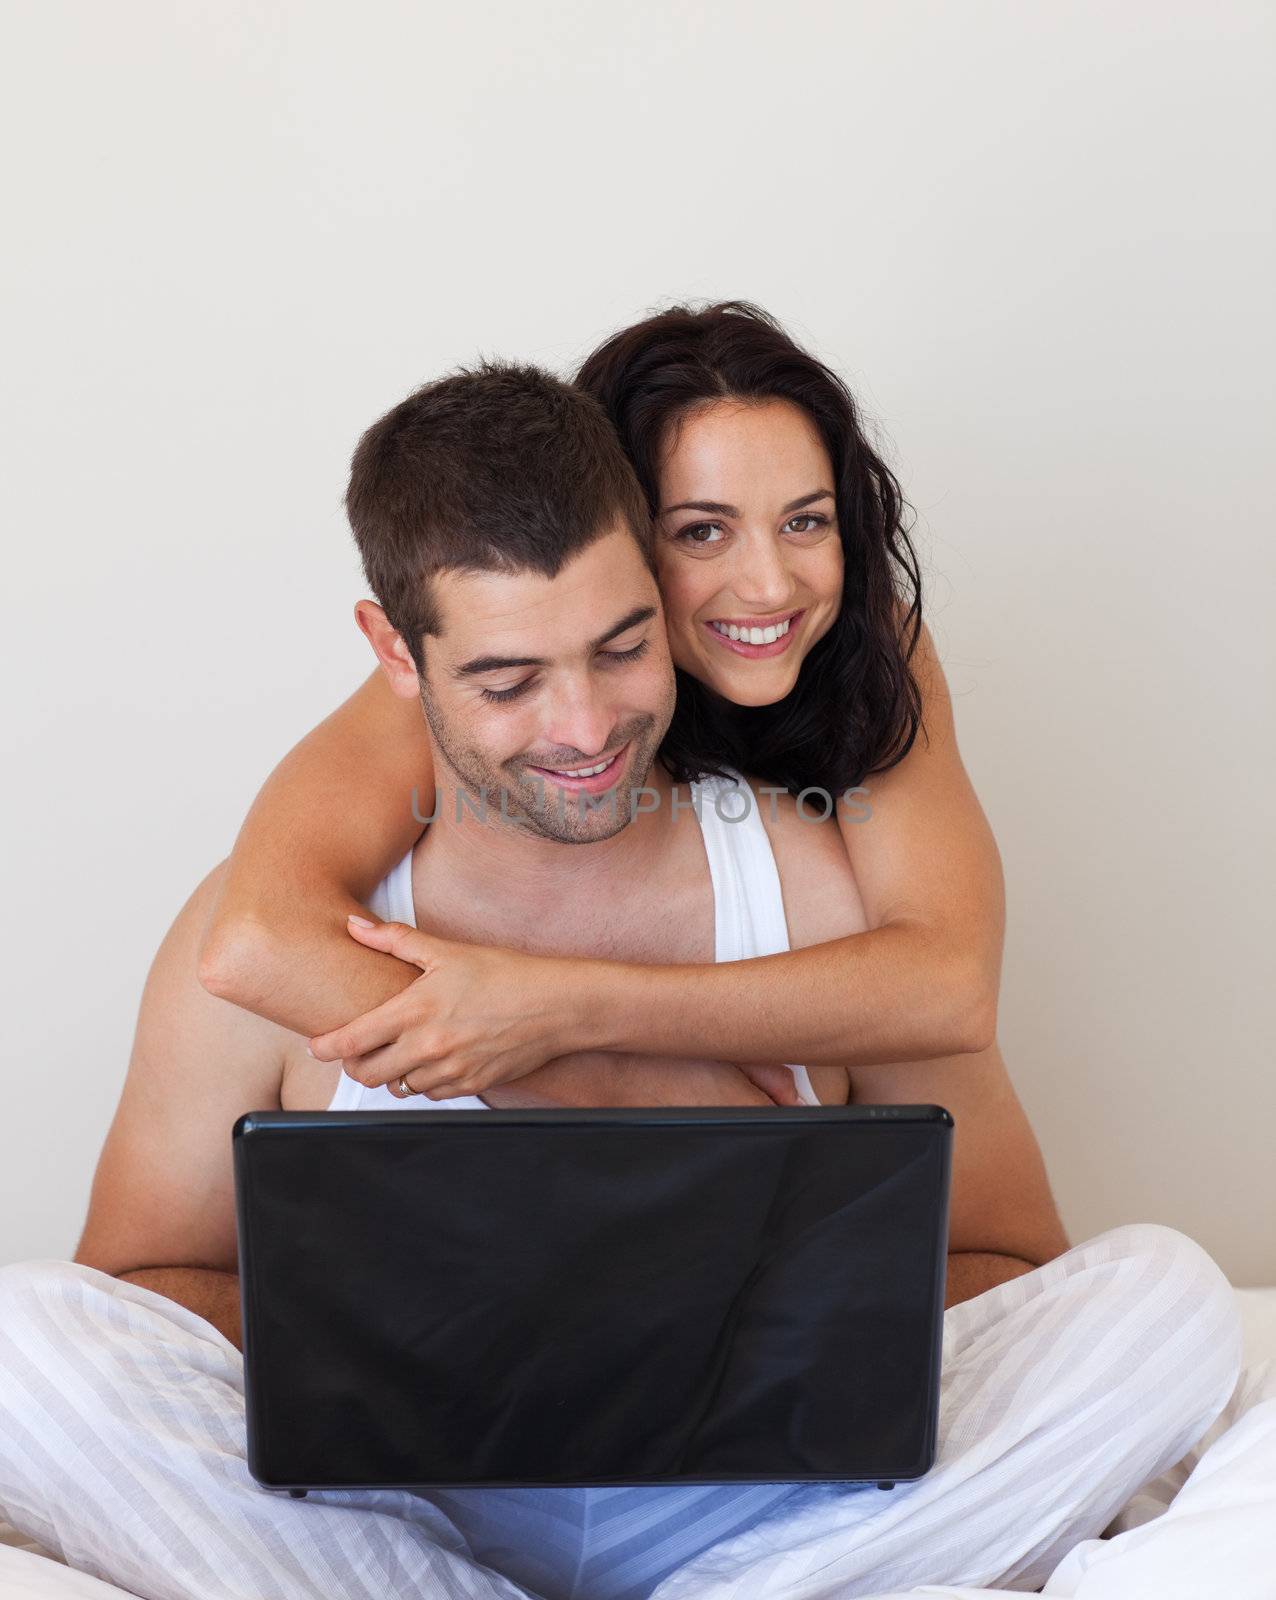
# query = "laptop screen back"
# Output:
<box><xmin>234</xmin><ymin>1106</ymin><xmax>951</xmax><ymax>1490</ymax></box>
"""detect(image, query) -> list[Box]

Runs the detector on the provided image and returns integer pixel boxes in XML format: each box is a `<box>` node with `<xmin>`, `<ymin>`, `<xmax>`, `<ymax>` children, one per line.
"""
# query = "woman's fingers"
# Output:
<box><xmin>345</xmin><ymin>1041</ymin><xmax>474</xmax><ymax>1100</ymax></box>
<box><xmin>308</xmin><ymin>920</ymin><xmax>451</xmax><ymax>1060</ymax></box>
<box><xmin>313</xmin><ymin>928</ymin><xmax>574</xmax><ymax>1094</ymax></box>
<box><xmin>308</xmin><ymin>993</ymin><xmax>418</xmax><ymax>1062</ymax></box>
<box><xmin>344</xmin><ymin>915</ymin><xmax>444</xmax><ymax>973</ymax></box>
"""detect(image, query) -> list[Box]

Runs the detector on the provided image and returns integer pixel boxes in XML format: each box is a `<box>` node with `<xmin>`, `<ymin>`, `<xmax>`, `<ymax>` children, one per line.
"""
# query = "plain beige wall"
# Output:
<box><xmin>2</xmin><ymin>1</ymin><xmax>1272</xmax><ymax>1281</ymax></box>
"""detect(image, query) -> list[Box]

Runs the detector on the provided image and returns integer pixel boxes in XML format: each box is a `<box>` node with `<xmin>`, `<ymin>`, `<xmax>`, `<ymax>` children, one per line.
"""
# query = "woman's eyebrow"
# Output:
<box><xmin>660</xmin><ymin>489</ymin><xmax>835</xmax><ymax>517</ymax></box>
<box><xmin>780</xmin><ymin>489</ymin><xmax>835</xmax><ymax>514</ymax></box>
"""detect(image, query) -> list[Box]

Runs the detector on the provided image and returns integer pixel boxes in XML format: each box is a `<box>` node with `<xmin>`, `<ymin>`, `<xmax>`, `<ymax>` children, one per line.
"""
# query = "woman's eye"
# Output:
<box><xmin>479</xmin><ymin>679</ymin><xmax>534</xmax><ymax>705</ymax></box>
<box><xmin>784</xmin><ymin>513</ymin><xmax>829</xmax><ymax>535</ymax></box>
<box><xmin>675</xmin><ymin>522</ymin><xmax>727</xmax><ymax>547</ymax></box>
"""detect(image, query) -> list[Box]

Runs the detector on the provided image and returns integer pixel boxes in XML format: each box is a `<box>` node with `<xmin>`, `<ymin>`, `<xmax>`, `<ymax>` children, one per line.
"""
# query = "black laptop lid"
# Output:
<box><xmin>233</xmin><ymin>1105</ymin><xmax>951</xmax><ymax>1491</ymax></box>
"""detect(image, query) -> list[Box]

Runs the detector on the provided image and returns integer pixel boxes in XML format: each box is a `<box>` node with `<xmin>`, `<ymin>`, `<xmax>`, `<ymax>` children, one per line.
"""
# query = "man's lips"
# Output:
<box><xmin>525</xmin><ymin>742</ymin><xmax>631</xmax><ymax>794</ymax></box>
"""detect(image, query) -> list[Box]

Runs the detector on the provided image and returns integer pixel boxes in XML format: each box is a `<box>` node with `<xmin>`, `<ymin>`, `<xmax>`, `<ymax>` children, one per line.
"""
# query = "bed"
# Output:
<box><xmin>3</xmin><ymin>1288</ymin><xmax>1274</xmax><ymax>1599</ymax></box>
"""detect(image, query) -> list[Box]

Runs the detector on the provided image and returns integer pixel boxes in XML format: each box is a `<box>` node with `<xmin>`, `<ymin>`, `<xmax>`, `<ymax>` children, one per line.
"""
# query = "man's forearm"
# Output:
<box><xmin>944</xmin><ymin>1251</ymin><xmax>1036</xmax><ymax>1310</ymax></box>
<box><xmin>117</xmin><ymin>1266</ymin><xmax>242</xmax><ymax>1351</ymax></box>
<box><xmin>484</xmin><ymin>1052</ymin><xmax>775</xmax><ymax>1108</ymax></box>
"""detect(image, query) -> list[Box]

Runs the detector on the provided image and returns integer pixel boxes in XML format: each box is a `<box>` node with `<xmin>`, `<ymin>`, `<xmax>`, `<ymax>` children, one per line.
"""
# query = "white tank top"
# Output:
<box><xmin>327</xmin><ymin>770</ymin><xmax>819</xmax><ymax>1111</ymax></box>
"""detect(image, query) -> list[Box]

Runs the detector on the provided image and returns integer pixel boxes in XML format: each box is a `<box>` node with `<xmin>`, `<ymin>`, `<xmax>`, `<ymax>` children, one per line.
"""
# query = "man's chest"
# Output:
<box><xmin>419</xmin><ymin>829</ymin><xmax>719</xmax><ymax>964</ymax></box>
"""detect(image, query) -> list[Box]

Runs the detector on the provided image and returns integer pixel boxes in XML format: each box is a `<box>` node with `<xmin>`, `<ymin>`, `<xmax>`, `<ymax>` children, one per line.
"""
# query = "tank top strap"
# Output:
<box><xmin>691</xmin><ymin>769</ymin><xmax>820</xmax><ymax>1107</ymax></box>
<box><xmin>691</xmin><ymin>770</ymin><xmax>790</xmax><ymax>962</ymax></box>
<box><xmin>367</xmin><ymin>847</ymin><xmax>416</xmax><ymax>926</ymax></box>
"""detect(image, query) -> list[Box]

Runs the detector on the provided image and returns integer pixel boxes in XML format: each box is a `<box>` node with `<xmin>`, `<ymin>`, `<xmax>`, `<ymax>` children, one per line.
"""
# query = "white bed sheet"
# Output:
<box><xmin>3</xmin><ymin>1288</ymin><xmax>1274</xmax><ymax>1600</ymax></box>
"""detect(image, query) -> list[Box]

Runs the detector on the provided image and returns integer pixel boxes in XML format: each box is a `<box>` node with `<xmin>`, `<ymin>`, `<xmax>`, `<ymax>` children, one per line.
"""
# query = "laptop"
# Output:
<box><xmin>232</xmin><ymin>1104</ymin><xmax>951</xmax><ymax>1495</ymax></box>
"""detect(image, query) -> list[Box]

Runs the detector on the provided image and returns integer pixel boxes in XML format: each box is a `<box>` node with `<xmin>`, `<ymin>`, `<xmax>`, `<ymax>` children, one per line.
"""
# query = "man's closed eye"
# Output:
<box><xmin>479</xmin><ymin>639</ymin><xmax>650</xmax><ymax>705</ymax></box>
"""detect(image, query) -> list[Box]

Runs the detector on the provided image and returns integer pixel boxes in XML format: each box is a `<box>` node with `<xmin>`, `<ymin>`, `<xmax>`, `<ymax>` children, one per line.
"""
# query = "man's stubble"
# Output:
<box><xmin>416</xmin><ymin>674</ymin><xmax>674</xmax><ymax>845</ymax></box>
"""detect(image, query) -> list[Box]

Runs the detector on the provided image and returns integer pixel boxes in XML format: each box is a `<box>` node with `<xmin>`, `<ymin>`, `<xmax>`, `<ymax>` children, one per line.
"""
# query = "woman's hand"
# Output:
<box><xmin>306</xmin><ymin>916</ymin><xmax>585</xmax><ymax>1099</ymax></box>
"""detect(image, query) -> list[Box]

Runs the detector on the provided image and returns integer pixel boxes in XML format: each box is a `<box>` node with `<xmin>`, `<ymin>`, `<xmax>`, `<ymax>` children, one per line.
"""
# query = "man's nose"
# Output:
<box><xmin>541</xmin><ymin>679</ymin><xmax>619</xmax><ymax>760</ymax></box>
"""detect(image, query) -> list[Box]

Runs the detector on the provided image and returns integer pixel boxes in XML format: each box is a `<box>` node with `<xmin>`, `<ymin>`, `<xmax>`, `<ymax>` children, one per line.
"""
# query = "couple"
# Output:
<box><xmin>0</xmin><ymin>304</ymin><xmax>1241</xmax><ymax>1600</ymax></box>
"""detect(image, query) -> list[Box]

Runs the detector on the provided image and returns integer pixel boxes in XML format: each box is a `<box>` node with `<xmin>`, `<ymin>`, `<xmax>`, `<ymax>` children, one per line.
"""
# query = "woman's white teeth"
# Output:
<box><xmin>710</xmin><ymin>618</ymin><xmax>791</xmax><ymax>645</ymax></box>
<box><xmin>551</xmin><ymin>757</ymin><xmax>613</xmax><ymax>777</ymax></box>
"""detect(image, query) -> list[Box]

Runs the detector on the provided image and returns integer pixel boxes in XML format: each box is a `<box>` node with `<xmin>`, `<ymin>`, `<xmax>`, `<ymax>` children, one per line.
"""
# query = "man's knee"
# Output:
<box><xmin>0</xmin><ymin>1258</ymin><xmax>122</xmax><ymax>1365</ymax></box>
<box><xmin>0</xmin><ymin>1261</ymin><xmax>104</xmax><ymax>1428</ymax></box>
<box><xmin>1086</xmin><ymin>1222</ymin><xmax>1242</xmax><ymax>1408</ymax></box>
<box><xmin>1096</xmin><ymin>1222</ymin><xmax>1235</xmax><ymax>1307</ymax></box>
<box><xmin>0</xmin><ymin>1257</ymin><xmax>102</xmax><ymax>1316</ymax></box>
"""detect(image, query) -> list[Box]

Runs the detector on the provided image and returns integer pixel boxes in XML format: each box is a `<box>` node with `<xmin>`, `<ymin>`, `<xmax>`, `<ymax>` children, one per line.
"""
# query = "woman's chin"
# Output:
<box><xmin>701</xmin><ymin>663</ymin><xmax>802</xmax><ymax>709</ymax></box>
<box><xmin>677</xmin><ymin>616</ymin><xmax>826</xmax><ymax>709</ymax></box>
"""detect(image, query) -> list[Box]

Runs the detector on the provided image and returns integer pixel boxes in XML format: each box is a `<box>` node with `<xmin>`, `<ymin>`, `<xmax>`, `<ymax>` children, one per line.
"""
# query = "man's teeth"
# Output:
<box><xmin>548</xmin><ymin>756</ymin><xmax>614</xmax><ymax>777</ymax></box>
<box><xmin>709</xmin><ymin>617</ymin><xmax>792</xmax><ymax>645</ymax></box>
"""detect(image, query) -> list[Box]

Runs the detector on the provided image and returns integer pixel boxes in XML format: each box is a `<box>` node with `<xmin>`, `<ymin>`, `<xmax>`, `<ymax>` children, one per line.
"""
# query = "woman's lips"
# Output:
<box><xmin>526</xmin><ymin>742</ymin><xmax>631</xmax><ymax>794</ymax></box>
<box><xmin>703</xmin><ymin>609</ymin><xmax>805</xmax><ymax>659</ymax></box>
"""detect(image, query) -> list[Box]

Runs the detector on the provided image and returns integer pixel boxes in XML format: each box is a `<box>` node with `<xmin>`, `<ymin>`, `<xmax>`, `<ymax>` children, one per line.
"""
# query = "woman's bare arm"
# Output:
<box><xmin>308</xmin><ymin>620</ymin><xmax>1005</xmax><ymax>1090</ymax></box>
<box><xmin>204</xmin><ymin>620</ymin><xmax>1005</xmax><ymax>1082</ymax></box>
<box><xmin>834</xmin><ymin>616</ymin><xmax>1005</xmax><ymax>1053</ymax></box>
<box><xmin>198</xmin><ymin>668</ymin><xmax>432</xmax><ymax>1033</ymax></box>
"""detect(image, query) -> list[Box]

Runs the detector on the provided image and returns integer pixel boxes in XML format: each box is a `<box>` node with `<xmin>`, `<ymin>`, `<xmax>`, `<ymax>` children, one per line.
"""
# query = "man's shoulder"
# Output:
<box><xmin>734</xmin><ymin>771</ymin><xmax>842</xmax><ymax>841</ymax></box>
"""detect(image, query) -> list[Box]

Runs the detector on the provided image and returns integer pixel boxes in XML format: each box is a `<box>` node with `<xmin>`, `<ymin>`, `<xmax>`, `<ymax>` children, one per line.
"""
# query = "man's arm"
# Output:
<box><xmin>760</xmin><ymin>790</ymin><xmax>1070</xmax><ymax>1282</ymax></box>
<box><xmin>485</xmin><ymin>1052</ymin><xmax>780</xmax><ymax>1108</ymax></box>
<box><xmin>853</xmin><ymin>1043</ymin><xmax>1069</xmax><ymax>1309</ymax></box>
<box><xmin>117</xmin><ymin>1266</ymin><xmax>243</xmax><ymax>1349</ymax></box>
<box><xmin>944</xmin><ymin>1252</ymin><xmax>1036</xmax><ymax>1310</ymax></box>
<box><xmin>74</xmin><ymin>861</ymin><xmax>290</xmax><ymax>1343</ymax></box>
<box><xmin>851</xmin><ymin>1044</ymin><xmax>1071</xmax><ymax>1272</ymax></box>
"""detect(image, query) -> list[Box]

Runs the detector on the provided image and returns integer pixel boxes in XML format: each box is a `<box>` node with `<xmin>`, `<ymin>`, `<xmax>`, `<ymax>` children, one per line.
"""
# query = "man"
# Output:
<box><xmin>0</xmin><ymin>364</ymin><xmax>1240</xmax><ymax>1600</ymax></box>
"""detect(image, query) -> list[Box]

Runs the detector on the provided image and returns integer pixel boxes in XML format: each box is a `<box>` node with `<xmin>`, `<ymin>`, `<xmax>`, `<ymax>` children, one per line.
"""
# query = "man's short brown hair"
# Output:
<box><xmin>346</xmin><ymin>361</ymin><xmax>655</xmax><ymax>671</ymax></box>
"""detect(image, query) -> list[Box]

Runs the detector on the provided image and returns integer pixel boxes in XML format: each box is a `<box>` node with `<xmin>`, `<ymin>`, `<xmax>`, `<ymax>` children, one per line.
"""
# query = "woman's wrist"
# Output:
<box><xmin>549</xmin><ymin>954</ymin><xmax>648</xmax><ymax>1057</ymax></box>
<box><xmin>549</xmin><ymin>955</ymin><xmax>715</xmax><ymax>1059</ymax></box>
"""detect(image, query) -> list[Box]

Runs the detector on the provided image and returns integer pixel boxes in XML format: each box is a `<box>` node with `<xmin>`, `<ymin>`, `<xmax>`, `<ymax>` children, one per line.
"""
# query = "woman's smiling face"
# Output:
<box><xmin>653</xmin><ymin>397</ymin><xmax>845</xmax><ymax>707</ymax></box>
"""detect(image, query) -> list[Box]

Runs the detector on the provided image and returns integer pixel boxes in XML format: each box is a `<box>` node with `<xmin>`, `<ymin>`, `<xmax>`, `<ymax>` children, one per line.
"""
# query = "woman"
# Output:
<box><xmin>201</xmin><ymin>303</ymin><xmax>1037</xmax><ymax>1171</ymax></box>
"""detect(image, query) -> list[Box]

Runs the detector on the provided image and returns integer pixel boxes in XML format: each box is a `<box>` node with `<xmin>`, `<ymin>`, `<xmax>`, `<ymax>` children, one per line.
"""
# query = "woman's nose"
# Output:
<box><xmin>729</xmin><ymin>532</ymin><xmax>798</xmax><ymax>611</ymax></box>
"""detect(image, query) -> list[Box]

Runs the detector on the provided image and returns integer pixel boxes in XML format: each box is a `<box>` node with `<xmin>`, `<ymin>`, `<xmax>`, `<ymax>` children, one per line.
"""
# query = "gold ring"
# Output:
<box><xmin>395</xmin><ymin>1074</ymin><xmax>416</xmax><ymax>1098</ymax></box>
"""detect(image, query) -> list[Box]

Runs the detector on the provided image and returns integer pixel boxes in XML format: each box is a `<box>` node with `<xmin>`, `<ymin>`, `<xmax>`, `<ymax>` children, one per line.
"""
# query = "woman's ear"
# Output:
<box><xmin>353</xmin><ymin>599</ymin><xmax>421</xmax><ymax>699</ymax></box>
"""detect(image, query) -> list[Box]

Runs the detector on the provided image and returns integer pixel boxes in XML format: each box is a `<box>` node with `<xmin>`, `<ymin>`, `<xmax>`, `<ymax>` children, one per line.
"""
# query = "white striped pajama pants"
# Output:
<box><xmin>0</xmin><ymin>1223</ymin><xmax>1242</xmax><ymax>1600</ymax></box>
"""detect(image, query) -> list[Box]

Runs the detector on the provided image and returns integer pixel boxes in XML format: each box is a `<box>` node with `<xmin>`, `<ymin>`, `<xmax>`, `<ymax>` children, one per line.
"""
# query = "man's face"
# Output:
<box><xmin>420</xmin><ymin>523</ymin><xmax>676</xmax><ymax>843</ymax></box>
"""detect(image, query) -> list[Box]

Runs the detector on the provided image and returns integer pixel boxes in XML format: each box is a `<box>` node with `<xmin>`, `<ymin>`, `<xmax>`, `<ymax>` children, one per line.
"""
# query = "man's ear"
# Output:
<box><xmin>354</xmin><ymin>600</ymin><xmax>422</xmax><ymax>700</ymax></box>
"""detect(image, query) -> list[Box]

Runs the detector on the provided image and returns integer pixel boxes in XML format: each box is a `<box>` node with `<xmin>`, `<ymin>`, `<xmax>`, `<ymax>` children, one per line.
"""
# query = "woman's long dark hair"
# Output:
<box><xmin>575</xmin><ymin>301</ymin><xmax>925</xmax><ymax>797</ymax></box>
